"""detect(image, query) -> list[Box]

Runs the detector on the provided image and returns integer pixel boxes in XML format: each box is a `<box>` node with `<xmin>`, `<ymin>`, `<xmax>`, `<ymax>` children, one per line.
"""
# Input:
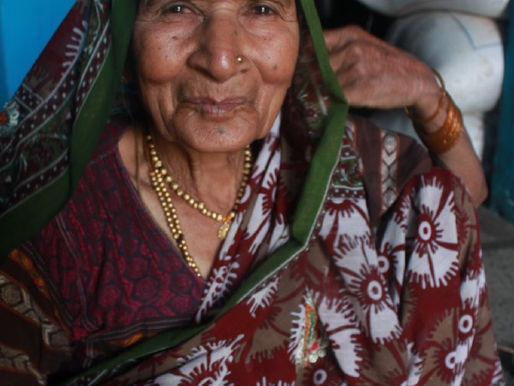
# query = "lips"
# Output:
<box><xmin>184</xmin><ymin>97</ymin><xmax>249</xmax><ymax>114</ymax></box>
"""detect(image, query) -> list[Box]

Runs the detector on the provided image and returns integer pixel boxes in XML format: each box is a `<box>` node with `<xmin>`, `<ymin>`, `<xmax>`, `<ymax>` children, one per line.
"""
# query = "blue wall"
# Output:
<box><xmin>0</xmin><ymin>0</ymin><xmax>75</xmax><ymax>106</ymax></box>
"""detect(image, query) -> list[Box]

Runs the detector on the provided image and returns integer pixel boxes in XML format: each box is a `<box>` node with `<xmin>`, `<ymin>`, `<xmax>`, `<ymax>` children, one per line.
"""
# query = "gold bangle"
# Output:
<box><xmin>404</xmin><ymin>69</ymin><xmax>446</xmax><ymax>124</ymax></box>
<box><xmin>417</xmin><ymin>95</ymin><xmax>464</xmax><ymax>154</ymax></box>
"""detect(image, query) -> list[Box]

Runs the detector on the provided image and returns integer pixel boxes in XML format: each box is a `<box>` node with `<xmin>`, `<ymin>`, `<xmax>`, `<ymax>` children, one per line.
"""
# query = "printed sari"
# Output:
<box><xmin>0</xmin><ymin>0</ymin><xmax>503</xmax><ymax>384</ymax></box>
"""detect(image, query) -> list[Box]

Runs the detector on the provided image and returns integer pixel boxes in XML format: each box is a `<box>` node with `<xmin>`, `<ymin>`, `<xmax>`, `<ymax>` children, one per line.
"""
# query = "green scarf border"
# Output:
<box><xmin>0</xmin><ymin>0</ymin><xmax>137</xmax><ymax>257</ymax></box>
<box><xmin>58</xmin><ymin>0</ymin><xmax>349</xmax><ymax>384</ymax></box>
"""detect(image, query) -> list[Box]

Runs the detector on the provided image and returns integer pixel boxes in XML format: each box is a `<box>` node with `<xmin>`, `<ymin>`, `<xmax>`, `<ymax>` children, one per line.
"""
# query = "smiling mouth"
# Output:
<box><xmin>185</xmin><ymin>97</ymin><xmax>248</xmax><ymax>115</ymax></box>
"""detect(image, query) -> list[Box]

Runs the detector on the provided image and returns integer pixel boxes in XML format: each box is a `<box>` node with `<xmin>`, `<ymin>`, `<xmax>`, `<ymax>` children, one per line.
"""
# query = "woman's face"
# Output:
<box><xmin>133</xmin><ymin>0</ymin><xmax>300</xmax><ymax>153</ymax></box>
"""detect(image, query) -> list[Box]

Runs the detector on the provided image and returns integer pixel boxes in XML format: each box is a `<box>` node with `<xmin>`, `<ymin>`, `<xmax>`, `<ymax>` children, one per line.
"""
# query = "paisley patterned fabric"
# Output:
<box><xmin>0</xmin><ymin>0</ymin><xmax>503</xmax><ymax>385</ymax></box>
<box><xmin>0</xmin><ymin>0</ymin><xmax>136</xmax><ymax>256</ymax></box>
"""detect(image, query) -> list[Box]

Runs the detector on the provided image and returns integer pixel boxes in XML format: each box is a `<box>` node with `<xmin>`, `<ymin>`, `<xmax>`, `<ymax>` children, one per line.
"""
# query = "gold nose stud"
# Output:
<box><xmin>236</xmin><ymin>56</ymin><xmax>244</xmax><ymax>64</ymax></box>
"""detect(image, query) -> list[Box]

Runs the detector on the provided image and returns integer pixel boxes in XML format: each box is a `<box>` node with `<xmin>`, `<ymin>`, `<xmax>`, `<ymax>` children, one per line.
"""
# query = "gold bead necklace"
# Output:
<box><xmin>146</xmin><ymin>134</ymin><xmax>252</xmax><ymax>277</ymax></box>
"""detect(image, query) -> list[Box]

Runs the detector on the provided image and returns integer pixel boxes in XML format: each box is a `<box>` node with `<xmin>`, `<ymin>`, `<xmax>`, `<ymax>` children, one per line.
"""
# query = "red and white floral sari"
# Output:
<box><xmin>0</xmin><ymin>0</ymin><xmax>503</xmax><ymax>384</ymax></box>
<box><xmin>90</xmin><ymin>115</ymin><xmax>500</xmax><ymax>385</ymax></box>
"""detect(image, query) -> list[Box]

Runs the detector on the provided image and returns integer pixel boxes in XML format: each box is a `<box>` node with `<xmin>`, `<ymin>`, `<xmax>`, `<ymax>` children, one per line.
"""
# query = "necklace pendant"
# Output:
<box><xmin>218</xmin><ymin>221</ymin><xmax>231</xmax><ymax>240</ymax></box>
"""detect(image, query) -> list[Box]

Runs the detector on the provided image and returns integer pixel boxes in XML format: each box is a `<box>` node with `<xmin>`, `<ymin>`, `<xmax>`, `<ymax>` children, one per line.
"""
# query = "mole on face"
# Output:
<box><xmin>272</xmin><ymin>64</ymin><xmax>278</xmax><ymax>71</ymax></box>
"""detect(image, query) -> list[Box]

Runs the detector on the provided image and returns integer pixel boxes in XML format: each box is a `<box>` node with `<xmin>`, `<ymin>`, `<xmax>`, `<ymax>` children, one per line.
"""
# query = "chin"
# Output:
<box><xmin>168</xmin><ymin>112</ymin><xmax>270</xmax><ymax>153</ymax></box>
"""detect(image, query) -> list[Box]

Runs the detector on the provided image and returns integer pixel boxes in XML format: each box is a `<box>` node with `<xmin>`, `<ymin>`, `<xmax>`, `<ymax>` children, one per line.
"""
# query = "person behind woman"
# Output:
<box><xmin>0</xmin><ymin>0</ymin><xmax>501</xmax><ymax>384</ymax></box>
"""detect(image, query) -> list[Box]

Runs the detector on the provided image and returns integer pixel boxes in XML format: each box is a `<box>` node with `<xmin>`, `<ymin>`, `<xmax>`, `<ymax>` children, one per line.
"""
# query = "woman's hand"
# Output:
<box><xmin>324</xmin><ymin>25</ymin><xmax>488</xmax><ymax>206</ymax></box>
<box><xmin>324</xmin><ymin>26</ymin><xmax>443</xmax><ymax>127</ymax></box>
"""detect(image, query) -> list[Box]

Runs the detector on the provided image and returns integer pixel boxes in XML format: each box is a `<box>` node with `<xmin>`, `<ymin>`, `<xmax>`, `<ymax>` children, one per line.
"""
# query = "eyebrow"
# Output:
<box><xmin>139</xmin><ymin>0</ymin><xmax>158</xmax><ymax>10</ymax></box>
<box><xmin>248</xmin><ymin>0</ymin><xmax>294</xmax><ymax>6</ymax></box>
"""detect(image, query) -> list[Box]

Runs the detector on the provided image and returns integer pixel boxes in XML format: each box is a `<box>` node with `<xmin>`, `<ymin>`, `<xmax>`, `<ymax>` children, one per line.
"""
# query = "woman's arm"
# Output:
<box><xmin>323</xmin><ymin>26</ymin><xmax>487</xmax><ymax>207</ymax></box>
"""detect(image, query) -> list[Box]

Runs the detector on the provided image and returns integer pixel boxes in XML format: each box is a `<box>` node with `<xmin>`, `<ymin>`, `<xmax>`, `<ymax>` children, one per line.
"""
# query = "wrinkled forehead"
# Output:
<box><xmin>138</xmin><ymin>0</ymin><xmax>299</xmax><ymax>11</ymax></box>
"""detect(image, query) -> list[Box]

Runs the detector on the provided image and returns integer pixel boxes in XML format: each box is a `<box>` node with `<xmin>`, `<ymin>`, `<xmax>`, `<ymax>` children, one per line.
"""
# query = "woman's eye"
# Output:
<box><xmin>253</xmin><ymin>5</ymin><xmax>275</xmax><ymax>15</ymax></box>
<box><xmin>163</xmin><ymin>4</ymin><xmax>188</xmax><ymax>14</ymax></box>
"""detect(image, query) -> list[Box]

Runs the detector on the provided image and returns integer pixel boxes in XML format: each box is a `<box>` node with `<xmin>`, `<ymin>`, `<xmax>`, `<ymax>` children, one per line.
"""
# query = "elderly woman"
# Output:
<box><xmin>0</xmin><ymin>0</ymin><xmax>501</xmax><ymax>384</ymax></box>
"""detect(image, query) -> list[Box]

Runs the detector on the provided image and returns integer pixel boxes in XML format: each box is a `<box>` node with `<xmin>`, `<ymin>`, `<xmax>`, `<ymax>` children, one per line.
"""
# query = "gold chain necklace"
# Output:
<box><xmin>146</xmin><ymin>134</ymin><xmax>252</xmax><ymax>277</ymax></box>
<box><xmin>164</xmin><ymin>150</ymin><xmax>251</xmax><ymax>240</ymax></box>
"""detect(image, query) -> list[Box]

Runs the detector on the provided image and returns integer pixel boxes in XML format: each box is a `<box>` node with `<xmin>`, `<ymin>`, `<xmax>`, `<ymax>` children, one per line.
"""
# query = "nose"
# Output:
<box><xmin>188</xmin><ymin>13</ymin><xmax>245</xmax><ymax>82</ymax></box>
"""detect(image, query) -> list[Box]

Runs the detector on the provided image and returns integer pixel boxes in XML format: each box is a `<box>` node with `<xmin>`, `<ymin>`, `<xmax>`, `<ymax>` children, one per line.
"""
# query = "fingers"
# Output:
<box><xmin>324</xmin><ymin>25</ymin><xmax>388</xmax><ymax>79</ymax></box>
<box><xmin>323</xmin><ymin>28</ymin><xmax>346</xmax><ymax>53</ymax></box>
<box><xmin>324</xmin><ymin>25</ymin><xmax>364</xmax><ymax>53</ymax></box>
<box><xmin>324</xmin><ymin>25</ymin><xmax>439</xmax><ymax>109</ymax></box>
<box><xmin>324</xmin><ymin>25</ymin><xmax>388</xmax><ymax>53</ymax></box>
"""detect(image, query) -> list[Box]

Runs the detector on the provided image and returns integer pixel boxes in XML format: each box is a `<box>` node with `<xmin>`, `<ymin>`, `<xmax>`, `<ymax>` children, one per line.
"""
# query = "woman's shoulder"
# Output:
<box><xmin>344</xmin><ymin>115</ymin><xmax>476</xmax><ymax>225</ymax></box>
<box><xmin>343</xmin><ymin>115</ymin><xmax>433</xmax><ymax>222</ymax></box>
<box><xmin>28</xmin><ymin>118</ymin><xmax>142</xmax><ymax>264</ymax></box>
<box><xmin>347</xmin><ymin>114</ymin><xmax>431</xmax><ymax>175</ymax></box>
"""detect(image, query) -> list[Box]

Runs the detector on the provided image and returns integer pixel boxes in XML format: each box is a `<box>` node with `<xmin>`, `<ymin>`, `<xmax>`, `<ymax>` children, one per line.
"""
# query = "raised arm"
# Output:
<box><xmin>324</xmin><ymin>25</ymin><xmax>487</xmax><ymax>207</ymax></box>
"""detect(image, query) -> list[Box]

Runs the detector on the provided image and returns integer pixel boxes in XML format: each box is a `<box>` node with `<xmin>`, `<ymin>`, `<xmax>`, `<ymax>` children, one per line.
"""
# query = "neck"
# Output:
<box><xmin>148</xmin><ymin>132</ymin><xmax>249</xmax><ymax>215</ymax></box>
